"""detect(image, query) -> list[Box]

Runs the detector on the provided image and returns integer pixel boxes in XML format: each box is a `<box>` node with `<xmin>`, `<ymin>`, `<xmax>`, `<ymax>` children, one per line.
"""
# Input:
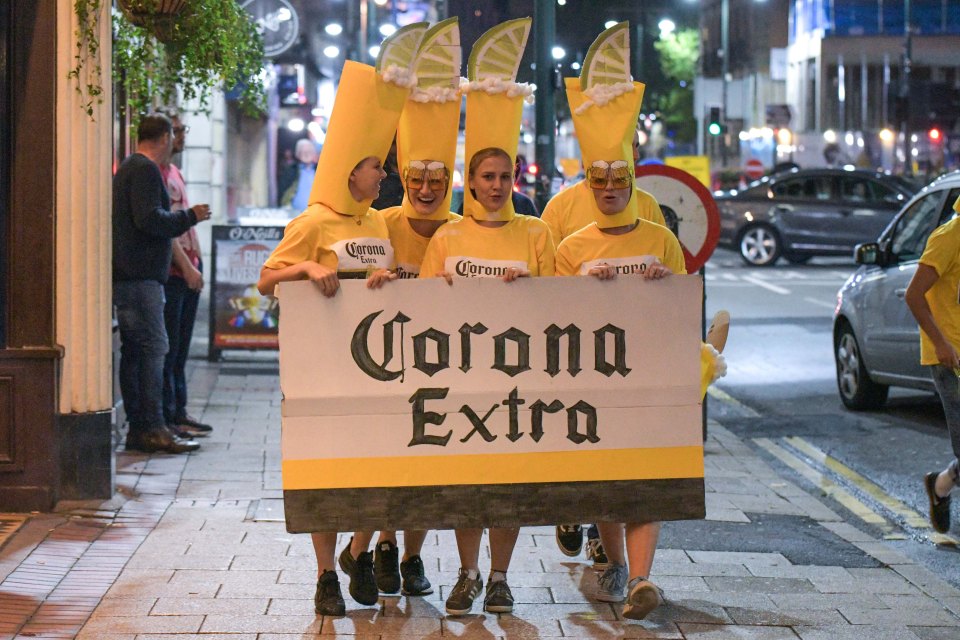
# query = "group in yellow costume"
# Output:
<box><xmin>258</xmin><ymin>16</ymin><xmax>729</xmax><ymax>622</ymax></box>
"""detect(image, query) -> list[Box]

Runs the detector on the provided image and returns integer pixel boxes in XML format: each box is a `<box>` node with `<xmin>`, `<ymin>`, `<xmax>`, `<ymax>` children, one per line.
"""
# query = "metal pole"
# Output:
<box><xmin>534</xmin><ymin>0</ymin><xmax>556</xmax><ymax>213</ymax></box>
<box><xmin>720</xmin><ymin>0</ymin><xmax>729</xmax><ymax>169</ymax></box>
<box><xmin>359</xmin><ymin>0</ymin><xmax>369</xmax><ymax>63</ymax></box>
<box><xmin>901</xmin><ymin>0</ymin><xmax>912</xmax><ymax>174</ymax></box>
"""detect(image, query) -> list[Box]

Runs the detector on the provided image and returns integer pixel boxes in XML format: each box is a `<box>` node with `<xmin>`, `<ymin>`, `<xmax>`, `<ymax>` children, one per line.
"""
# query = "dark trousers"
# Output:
<box><xmin>115</xmin><ymin>280</ymin><xmax>168</xmax><ymax>435</ymax></box>
<box><xmin>162</xmin><ymin>273</ymin><xmax>200</xmax><ymax>423</ymax></box>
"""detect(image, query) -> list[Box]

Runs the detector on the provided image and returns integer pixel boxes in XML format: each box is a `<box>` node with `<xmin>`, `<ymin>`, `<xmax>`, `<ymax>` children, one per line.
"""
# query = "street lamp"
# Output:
<box><xmin>551</xmin><ymin>46</ymin><xmax>565</xmax><ymax>60</ymax></box>
<box><xmin>324</xmin><ymin>23</ymin><xmax>343</xmax><ymax>36</ymax></box>
<box><xmin>323</xmin><ymin>45</ymin><xmax>340</xmax><ymax>58</ymax></box>
<box><xmin>658</xmin><ymin>18</ymin><xmax>675</xmax><ymax>38</ymax></box>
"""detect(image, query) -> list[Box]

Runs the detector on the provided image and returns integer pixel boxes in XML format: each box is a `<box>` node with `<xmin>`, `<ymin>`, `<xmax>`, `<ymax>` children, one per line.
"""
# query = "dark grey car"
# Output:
<box><xmin>716</xmin><ymin>168</ymin><xmax>916</xmax><ymax>266</ymax></box>
<box><xmin>833</xmin><ymin>171</ymin><xmax>960</xmax><ymax>410</ymax></box>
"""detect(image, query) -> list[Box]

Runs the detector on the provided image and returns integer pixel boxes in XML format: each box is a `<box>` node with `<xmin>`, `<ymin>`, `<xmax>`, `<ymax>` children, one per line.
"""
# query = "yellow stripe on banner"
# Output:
<box><xmin>282</xmin><ymin>447</ymin><xmax>704</xmax><ymax>490</ymax></box>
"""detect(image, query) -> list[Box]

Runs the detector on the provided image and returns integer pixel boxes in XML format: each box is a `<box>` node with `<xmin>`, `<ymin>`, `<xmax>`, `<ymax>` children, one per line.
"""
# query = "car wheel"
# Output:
<box><xmin>738</xmin><ymin>224</ymin><xmax>781</xmax><ymax>266</ymax></box>
<box><xmin>784</xmin><ymin>253</ymin><xmax>811</xmax><ymax>265</ymax></box>
<box><xmin>835</xmin><ymin>323</ymin><xmax>889</xmax><ymax>410</ymax></box>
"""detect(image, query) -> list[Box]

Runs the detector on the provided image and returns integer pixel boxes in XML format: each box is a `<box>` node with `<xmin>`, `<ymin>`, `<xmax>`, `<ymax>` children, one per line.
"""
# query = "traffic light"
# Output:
<box><xmin>708</xmin><ymin>106</ymin><xmax>722</xmax><ymax>136</ymax></box>
<box><xmin>928</xmin><ymin>127</ymin><xmax>943</xmax><ymax>143</ymax></box>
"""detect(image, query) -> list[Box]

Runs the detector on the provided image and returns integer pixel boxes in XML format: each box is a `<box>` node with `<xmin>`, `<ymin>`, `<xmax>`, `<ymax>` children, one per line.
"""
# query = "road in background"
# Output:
<box><xmin>704</xmin><ymin>248</ymin><xmax>960</xmax><ymax>584</ymax></box>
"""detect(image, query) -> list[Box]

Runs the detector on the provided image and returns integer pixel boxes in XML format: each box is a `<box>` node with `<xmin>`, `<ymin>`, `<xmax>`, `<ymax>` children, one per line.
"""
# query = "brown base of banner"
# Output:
<box><xmin>282</xmin><ymin>478</ymin><xmax>705</xmax><ymax>533</ymax></box>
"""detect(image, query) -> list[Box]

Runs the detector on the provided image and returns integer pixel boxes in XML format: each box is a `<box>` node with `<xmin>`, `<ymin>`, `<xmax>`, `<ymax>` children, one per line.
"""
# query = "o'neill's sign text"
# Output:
<box><xmin>277</xmin><ymin>277</ymin><xmax>705</xmax><ymax>533</ymax></box>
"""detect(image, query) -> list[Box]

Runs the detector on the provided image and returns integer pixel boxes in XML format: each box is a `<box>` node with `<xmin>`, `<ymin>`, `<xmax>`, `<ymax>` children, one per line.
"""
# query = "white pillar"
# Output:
<box><xmin>55</xmin><ymin>0</ymin><xmax>113</xmax><ymax>414</ymax></box>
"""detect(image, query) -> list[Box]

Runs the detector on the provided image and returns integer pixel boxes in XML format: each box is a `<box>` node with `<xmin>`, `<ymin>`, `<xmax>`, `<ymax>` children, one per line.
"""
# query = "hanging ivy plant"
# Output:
<box><xmin>71</xmin><ymin>0</ymin><xmax>266</xmax><ymax>126</ymax></box>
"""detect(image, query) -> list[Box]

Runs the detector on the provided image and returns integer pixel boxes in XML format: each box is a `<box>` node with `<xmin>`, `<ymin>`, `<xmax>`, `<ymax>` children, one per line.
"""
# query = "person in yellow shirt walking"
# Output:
<box><xmin>257</xmin><ymin>55</ymin><xmax>414</xmax><ymax>616</ymax></box>
<box><xmin>905</xmin><ymin>195</ymin><xmax>960</xmax><ymax>534</ymax></box>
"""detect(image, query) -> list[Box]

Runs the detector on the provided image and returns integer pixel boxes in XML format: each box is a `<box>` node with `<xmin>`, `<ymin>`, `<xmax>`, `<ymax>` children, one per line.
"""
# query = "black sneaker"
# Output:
<box><xmin>314</xmin><ymin>570</ymin><xmax>346</xmax><ymax>616</ymax></box>
<box><xmin>586</xmin><ymin>536</ymin><xmax>609</xmax><ymax>570</ymax></box>
<box><xmin>445</xmin><ymin>569</ymin><xmax>482</xmax><ymax>616</ymax></box>
<box><xmin>400</xmin><ymin>554</ymin><xmax>433</xmax><ymax>596</ymax></box>
<box><xmin>484</xmin><ymin>579</ymin><xmax>514</xmax><ymax>613</ymax></box>
<box><xmin>338</xmin><ymin>539</ymin><xmax>379</xmax><ymax>606</ymax></box>
<box><xmin>925</xmin><ymin>472</ymin><xmax>952</xmax><ymax>534</ymax></box>
<box><xmin>556</xmin><ymin>524</ymin><xmax>583</xmax><ymax>556</ymax></box>
<box><xmin>374</xmin><ymin>540</ymin><xmax>401</xmax><ymax>594</ymax></box>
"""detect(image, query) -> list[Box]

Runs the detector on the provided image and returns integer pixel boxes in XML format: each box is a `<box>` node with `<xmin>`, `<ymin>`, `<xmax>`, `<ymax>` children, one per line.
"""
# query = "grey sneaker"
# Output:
<box><xmin>595</xmin><ymin>562</ymin><xmax>627</xmax><ymax>602</ymax></box>
<box><xmin>400</xmin><ymin>554</ymin><xmax>433</xmax><ymax>596</ymax></box>
<box><xmin>586</xmin><ymin>536</ymin><xmax>609</xmax><ymax>570</ymax></box>
<box><xmin>337</xmin><ymin>540</ymin><xmax>379</xmax><ymax>606</ymax></box>
<box><xmin>484</xmin><ymin>579</ymin><xmax>514</xmax><ymax>613</ymax></box>
<box><xmin>374</xmin><ymin>540</ymin><xmax>401</xmax><ymax>594</ymax></box>
<box><xmin>622</xmin><ymin>576</ymin><xmax>664</xmax><ymax>620</ymax></box>
<box><xmin>445</xmin><ymin>569</ymin><xmax>483</xmax><ymax>616</ymax></box>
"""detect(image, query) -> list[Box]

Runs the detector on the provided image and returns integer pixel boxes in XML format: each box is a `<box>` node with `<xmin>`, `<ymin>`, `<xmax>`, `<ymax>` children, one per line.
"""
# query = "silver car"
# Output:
<box><xmin>833</xmin><ymin>171</ymin><xmax>960</xmax><ymax>410</ymax></box>
<box><xmin>716</xmin><ymin>168</ymin><xmax>916</xmax><ymax>267</ymax></box>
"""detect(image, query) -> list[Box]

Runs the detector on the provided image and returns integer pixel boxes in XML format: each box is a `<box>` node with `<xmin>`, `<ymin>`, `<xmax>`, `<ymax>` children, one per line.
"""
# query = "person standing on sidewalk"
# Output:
<box><xmin>905</xmin><ymin>195</ymin><xmax>960</xmax><ymax>534</ymax></box>
<box><xmin>113</xmin><ymin>113</ymin><xmax>210</xmax><ymax>454</ymax></box>
<box><xmin>160</xmin><ymin>111</ymin><xmax>213</xmax><ymax>439</ymax></box>
<box><xmin>257</xmin><ymin>59</ymin><xmax>410</xmax><ymax>617</ymax></box>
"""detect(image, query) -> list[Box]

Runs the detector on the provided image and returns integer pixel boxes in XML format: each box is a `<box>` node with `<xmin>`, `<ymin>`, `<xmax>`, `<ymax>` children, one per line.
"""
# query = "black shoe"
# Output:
<box><xmin>400</xmin><ymin>554</ymin><xmax>433</xmax><ymax>596</ymax></box>
<box><xmin>925</xmin><ymin>472</ymin><xmax>952</xmax><ymax>534</ymax></box>
<box><xmin>175</xmin><ymin>414</ymin><xmax>213</xmax><ymax>433</ymax></box>
<box><xmin>445</xmin><ymin>569</ymin><xmax>482</xmax><ymax>616</ymax></box>
<box><xmin>125</xmin><ymin>427</ymin><xmax>199</xmax><ymax>454</ymax></box>
<box><xmin>374</xmin><ymin>540</ymin><xmax>401</xmax><ymax>594</ymax></box>
<box><xmin>314</xmin><ymin>570</ymin><xmax>346</xmax><ymax>616</ymax></box>
<box><xmin>556</xmin><ymin>524</ymin><xmax>583</xmax><ymax>557</ymax></box>
<box><xmin>484</xmin><ymin>579</ymin><xmax>514</xmax><ymax>613</ymax></box>
<box><xmin>338</xmin><ymin>539</ymin><xmax>379</xmax><ymax>606</ymax></box>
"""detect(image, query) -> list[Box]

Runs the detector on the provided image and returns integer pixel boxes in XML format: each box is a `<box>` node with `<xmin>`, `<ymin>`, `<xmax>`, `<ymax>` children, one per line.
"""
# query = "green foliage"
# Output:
<box><xmin>652</xmin><ymin>28</ymin><xmax>699</xmax><ymax>144</ymax></box>
<box><xmin>72</xmin><ymin>1</ymin><xmax>266</xmax><ymax>126</ymax></box>
<box><xmin>654</xmin><ymin>29</ymin><xmax>698</xmax><ymax>83</ymax></box>
<box><xmin>68</xmin><ymin>0</ymin><xmax>105</xmax><ymax>117</ymax></box>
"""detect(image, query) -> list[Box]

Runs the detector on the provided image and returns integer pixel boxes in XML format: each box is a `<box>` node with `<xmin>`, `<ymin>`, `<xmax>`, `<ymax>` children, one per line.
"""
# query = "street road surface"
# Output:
<box><xmin>702</xmin><ymin>248</ymin><xmax>959</xmax><ymax>585</ymax></box>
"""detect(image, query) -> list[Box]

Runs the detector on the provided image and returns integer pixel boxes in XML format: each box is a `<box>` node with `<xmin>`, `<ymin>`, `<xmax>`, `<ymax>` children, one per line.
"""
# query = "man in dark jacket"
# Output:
<box><xmin>113</xmin><ymin>113</ymin><xmax>211</xmax><ymax>454</ymax></box>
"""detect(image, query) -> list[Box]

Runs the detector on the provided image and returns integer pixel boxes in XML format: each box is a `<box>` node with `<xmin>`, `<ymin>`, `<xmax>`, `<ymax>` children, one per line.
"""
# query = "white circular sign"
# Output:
<box><xmin>242</xmin><ymin>0</ymin><xmax>300</xmax><ymax>58</ymax></box>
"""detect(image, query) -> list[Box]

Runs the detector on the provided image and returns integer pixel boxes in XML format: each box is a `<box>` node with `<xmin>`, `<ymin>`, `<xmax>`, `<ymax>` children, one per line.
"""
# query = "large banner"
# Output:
<box><xmin>277</xmin><ymin>277</ymin><xmax>705</xmax><ymax>533</ymax></box>
<box><xmin>208</xmin><ymin>225</ymin><xmax>284</xmax><ymax>359</ymax></box>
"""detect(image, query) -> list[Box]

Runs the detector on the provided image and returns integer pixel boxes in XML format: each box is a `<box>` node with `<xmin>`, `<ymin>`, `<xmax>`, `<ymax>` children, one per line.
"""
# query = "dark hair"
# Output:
<box><xmin>137</xmin><ymin>113</ymin><xmax>173</xmax><ymax>143</ymax></box>
<box><xmin>468</xmin><ymin>147</ymin><xmax>511</xmax><ymax>178</ymax></box>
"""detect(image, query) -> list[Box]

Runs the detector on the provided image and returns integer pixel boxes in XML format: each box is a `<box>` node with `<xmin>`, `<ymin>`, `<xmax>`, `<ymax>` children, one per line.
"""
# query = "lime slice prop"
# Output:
<box><xmin>467</xmin><ymin>17</ymin><xmax>531</xmax><ymax>82</ymax></box>
<box><xmin>414</xmin><ymin>17</ymin><xmax>461</xmax><ymax>90</ymax></box>
<box><xmin>580</xmin><ymin>21</ymin><xmax>631</xmax><ymax>90</ymax></box>
<box><xmin>376</xmin><ymin>22</ymin><xmax>429</xmax><ymax>75</ymax></box>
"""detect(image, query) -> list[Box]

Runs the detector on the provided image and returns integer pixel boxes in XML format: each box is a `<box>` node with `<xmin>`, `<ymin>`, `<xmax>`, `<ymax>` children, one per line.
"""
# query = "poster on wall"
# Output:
<box><xmin>208</xmin><ymin>225</ymin><xmax>284</xmax><ymax>360</ymax></box>
<box><xmin>276</xmin><ymin>277</ymin><xmax>706</xmax><ymax>533</ymax></box>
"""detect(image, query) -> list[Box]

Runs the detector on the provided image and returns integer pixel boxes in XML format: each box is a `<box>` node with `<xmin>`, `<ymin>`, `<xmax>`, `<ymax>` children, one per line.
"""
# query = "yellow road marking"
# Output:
<box><xmin>786</xmin><ymin>437</ymin><xmax>959</xmax><ymax>545</ymax></box>
<box><xmin>753</xmin><ymin>437</ymin><xmax>891</xmax><ymax>531</ymax></box>
<box><xmin>708</xmin><ymin>386</ymin><xmax>761</xmax><ymax>418</ymax></box>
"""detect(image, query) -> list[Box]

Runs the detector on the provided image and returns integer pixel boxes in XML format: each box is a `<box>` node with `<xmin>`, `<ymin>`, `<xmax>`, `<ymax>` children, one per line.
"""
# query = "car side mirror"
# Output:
<box><xmin>855</xmin><ymin>242</ymin><xmax>880</xmax><ymax>265</ymax></box>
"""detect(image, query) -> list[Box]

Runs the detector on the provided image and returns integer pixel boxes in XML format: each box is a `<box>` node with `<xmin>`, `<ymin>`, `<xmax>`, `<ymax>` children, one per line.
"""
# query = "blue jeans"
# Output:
<box><xmin>162</xmin><ymin>273</ymin><xmax>200</xmax><ymax>423</ymax></box>
<box><xmin>930</xmin><ymin>365</ymin><xmax>960</xmax><ymax>465</ymax></box>
<box><xmin>114</xmin><ymin>280</ymin><xmax>168</xmax><ymax>435</ymax></box>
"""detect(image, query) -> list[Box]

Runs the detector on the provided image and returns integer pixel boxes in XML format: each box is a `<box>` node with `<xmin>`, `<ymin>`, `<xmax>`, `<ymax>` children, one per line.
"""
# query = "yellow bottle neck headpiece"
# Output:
<box><xmin>397</xmin><ymin>97</ymin><xmax>462</xmax><ymax>221</ymax></box>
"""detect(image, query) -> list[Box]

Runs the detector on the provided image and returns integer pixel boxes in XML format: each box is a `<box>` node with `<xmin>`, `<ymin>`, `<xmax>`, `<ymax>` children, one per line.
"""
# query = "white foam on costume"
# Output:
<box><xmin>410</xmin><ymin>85</ymin><xmax>461</xmax><ymax>103</ymax></box>
<box><xmin>460</xmin><ymin>77</ymin><xmax>536</xmax><ymax>104</ymax></box>
<box><xmin>574</xmin><ymin>81</ymin><xmax>637</xmax><ymax>114</ymax></box>
<box><xmin>703</xmin><ymin>343</ymin><xmax>727</xmax><ymax>383</ymax></box>
<box><xmin>381</xmin><ymin>65</ymin><xmax>419</xmax><ymax>88</ymax></box>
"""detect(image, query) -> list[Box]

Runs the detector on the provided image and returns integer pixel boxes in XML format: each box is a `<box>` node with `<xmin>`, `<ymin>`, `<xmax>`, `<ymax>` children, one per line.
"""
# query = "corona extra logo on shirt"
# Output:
<box><xmin>395</xmin><ymin>263</ymin><xmax>421</xmax><ymax>279</ymax></box>
<box><xmin>447</xmin><ymin>256</ymin><xmax>528</xmax><ymax>278</ymax></box>
<box><xmin>579</xmin><ymin>255</ymin><xmax>656</xmax><ymax>276</ymax></box>
<box><xmin>330</xmin><ymin>237</ymin><xmax>394</xmax><ymax>271</ymax></box>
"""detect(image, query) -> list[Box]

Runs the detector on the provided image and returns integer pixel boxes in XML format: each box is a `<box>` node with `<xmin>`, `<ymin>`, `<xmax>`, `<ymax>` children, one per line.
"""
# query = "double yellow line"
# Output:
<box><xmin>753</xmin><ymin>436</ymin><xmax>958</xmax><ymax>546</ymax></box>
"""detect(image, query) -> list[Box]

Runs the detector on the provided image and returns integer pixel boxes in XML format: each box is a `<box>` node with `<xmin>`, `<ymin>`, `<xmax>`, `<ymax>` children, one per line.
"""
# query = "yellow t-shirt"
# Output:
<box><xmin>263</xmin><ymin>202</ymin><xmax>394</xmax><ymax>278</ymax></box>
<box><xmin>380</xmin><ymin>206</ymin><xmax>460</xmax><ymax>279</ymax></box>
<box><xmin>918</xmin><ymin>215</ymin><xmax>960</xmax><ymax>365</ymax></box>
<box><xmin>555</xmin><ymin>220</ymin><xmax>687</xmax><ymax>277</ymax></box>
<box><xmin>541</xmin><ymin>180</ymin><xmax>667</xmax><ymax>247</ymax></box>
<box><xmin>419</xmin><ymin>215</ymin><xmax>556</xmax><ymax>279</ymax></box>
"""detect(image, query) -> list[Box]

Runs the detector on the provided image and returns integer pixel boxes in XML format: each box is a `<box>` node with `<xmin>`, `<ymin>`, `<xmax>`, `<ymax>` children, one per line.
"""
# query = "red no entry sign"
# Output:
<box><xmin>744</xmin><ymin>158</ymin><xmax>765</xmax><ymax>180</ymax></box>
<box><xmin>635</xmin><ymin>164</ymin><xmax>721</xmax><ymax>273</ymax></box>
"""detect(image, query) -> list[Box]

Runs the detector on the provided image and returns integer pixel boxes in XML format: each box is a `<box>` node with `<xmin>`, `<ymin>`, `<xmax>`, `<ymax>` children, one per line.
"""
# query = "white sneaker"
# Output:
<box><xmin>595</xmin><ymin>563</ymin><xmax>627</xmax><ymax>602</ymax></box>
<box><xmin>621</xmin><ymin>576</ymin><xmax>664</xmax><ymax>620</ymax></box>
